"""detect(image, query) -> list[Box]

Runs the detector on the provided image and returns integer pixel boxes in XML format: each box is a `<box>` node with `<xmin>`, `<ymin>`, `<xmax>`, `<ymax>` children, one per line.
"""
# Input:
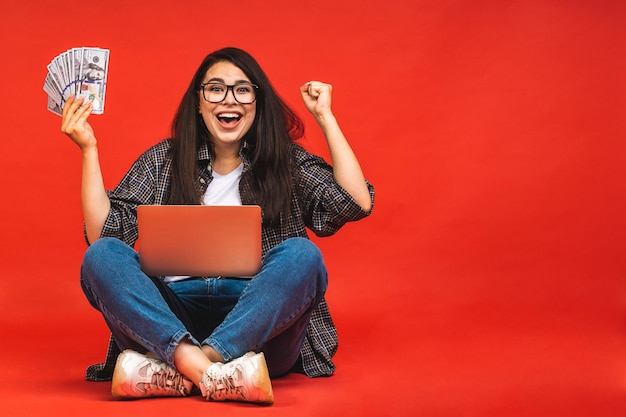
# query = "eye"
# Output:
<box><xmin>208</xmin><ymin>83</ymin><xmax>226</xmax><ymax>93</ymax></box>
<box><xmin>236</xmin><ymin>85</ymin><xmax>253</xmax><ymax>94</ymax></box>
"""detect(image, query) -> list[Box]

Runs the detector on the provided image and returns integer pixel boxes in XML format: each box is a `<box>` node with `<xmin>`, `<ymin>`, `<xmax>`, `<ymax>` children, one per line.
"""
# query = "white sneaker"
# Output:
<box><xmin>111</xmin><ymin>350</ymin><xmax>193</xmax><ymax>399</ymax></box>
<box><xmin>200</xmin><ymin>352</ymin><xmax>274</xmax><ymax>404</ymax></box>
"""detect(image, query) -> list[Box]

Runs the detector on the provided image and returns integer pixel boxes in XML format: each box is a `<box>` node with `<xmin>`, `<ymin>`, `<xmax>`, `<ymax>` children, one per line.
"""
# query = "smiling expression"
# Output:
<box><xmin>199</xmin><ymin>61</ymin><xmax>257</xmax><ymax>151</ymax></box>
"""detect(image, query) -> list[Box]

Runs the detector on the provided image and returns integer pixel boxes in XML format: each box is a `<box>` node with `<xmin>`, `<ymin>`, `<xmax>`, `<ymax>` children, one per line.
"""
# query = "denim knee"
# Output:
<box><xmin>282</xmin><ymin>237</ymin><xmax>324</xmax><ymax>268</ymax></box>
<box><xmin>273</xmin><ymin>237</ymin><xmax>324</xmax><ymax>269</ymax></box>
<box><xmin>80</xmin><ymin>237</ymin><xmax>137</xmax><ymax>299</ymax></box>
<box><xmin>270</xmin><ymin>237</ymin><xmax>328</xmax><ymax>290</ymax></box>
<box><xmin>83</xmin><ymin>237</ymin><xmax>125</xmax><ymax>275</ymax></box>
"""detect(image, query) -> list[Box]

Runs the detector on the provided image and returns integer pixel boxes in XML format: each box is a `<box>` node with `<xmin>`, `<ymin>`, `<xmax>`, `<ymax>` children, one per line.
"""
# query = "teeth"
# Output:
<box><xmin>218</xmin><ymin>113</ymin><xmax>240</xmax><ymax>118</ymax></box>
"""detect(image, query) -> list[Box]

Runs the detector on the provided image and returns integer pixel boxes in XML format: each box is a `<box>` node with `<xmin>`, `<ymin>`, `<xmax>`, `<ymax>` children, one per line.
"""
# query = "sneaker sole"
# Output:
<box><xmin>249</xmin><ymin>352</ymin><xmax>274</xmax><ymax>404</ymax></box>
<box><xmin>111</xmin><ymin>350</ymin><xmax>136</xmax><ymax>400</ymax></box>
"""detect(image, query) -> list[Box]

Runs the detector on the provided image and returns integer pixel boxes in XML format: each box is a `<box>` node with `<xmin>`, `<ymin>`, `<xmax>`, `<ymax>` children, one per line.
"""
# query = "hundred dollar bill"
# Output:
<box><xmin>78</xmin><ymin>47</ymin><xmax>109</xmax><ymax>114</ymax></box>
<box><xmin>47</xmin><ymin>94</ymin><xmax>62</xmax><ymax>116</ymax></box>
<box><xmin>46</xmin><ymin>60</ymin><xmax>65</xmax><ymax>99</ymax></box>
<box><xmin>44</xmin><ymin>73</ymin><xmax>63</xmax><ymax>115</ymax></box>
<box><xmin>72</xmin><ymin>47</ymin><xmax>83</xmax><ymax>96</ymax></box>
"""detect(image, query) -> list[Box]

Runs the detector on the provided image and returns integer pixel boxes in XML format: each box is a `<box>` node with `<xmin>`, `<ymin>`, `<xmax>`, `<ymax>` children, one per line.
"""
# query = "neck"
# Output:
<box><xmin>212</xmin><ymin>140</ymin><xmax>240</xmax><ymax>158</ymax></box>
<box><xmin>212</xmin><ymin>151</ymin><xmax>242</xmax><ymax>175</ymax></box>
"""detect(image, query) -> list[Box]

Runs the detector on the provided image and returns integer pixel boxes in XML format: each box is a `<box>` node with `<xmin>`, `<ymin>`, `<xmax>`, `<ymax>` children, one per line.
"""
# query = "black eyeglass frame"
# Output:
<box><xmin>200</xmin><ymin>82</ymin><xmax>259</xmax><ymax>104</ymax></box>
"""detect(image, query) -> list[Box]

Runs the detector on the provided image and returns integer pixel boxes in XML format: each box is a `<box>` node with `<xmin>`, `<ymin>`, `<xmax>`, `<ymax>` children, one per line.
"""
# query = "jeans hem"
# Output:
<box><xmin>164</xmin><ymin>330</ymin><xmax>200</xmax><ymax>366</ymax></box>
<box><xmin>203</xmin><ymin>337</ymin><xmax>234</xmax><ymax>362</ymax></box>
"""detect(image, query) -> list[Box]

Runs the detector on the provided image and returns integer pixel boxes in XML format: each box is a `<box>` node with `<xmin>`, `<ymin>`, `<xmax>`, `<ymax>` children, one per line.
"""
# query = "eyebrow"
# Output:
<box><xmin>205</xmin><ymin>77</ymin><xmax>252</xmax><ymax>84</ymax></box>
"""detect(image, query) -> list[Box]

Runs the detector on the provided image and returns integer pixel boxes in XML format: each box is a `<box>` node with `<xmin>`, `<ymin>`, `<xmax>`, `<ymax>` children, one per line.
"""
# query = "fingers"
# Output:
<box><xmin>300</xmin><ymin>81</ymin><xmax>332</xmax><ymax>98</ymax></box>
<box><xmin>61</xmin><ymin>95</ymin><xmax>93</xmax><ymax>134</ymax></box>
<box><xmin>300</xmin><ymin>81</ymin><xmax>334</xmax><ymax>118</ymax></box>
<box><xmin>61</xmin><ymin>94</ymin><xmax>84</xmax><ymax>119</ymax></box>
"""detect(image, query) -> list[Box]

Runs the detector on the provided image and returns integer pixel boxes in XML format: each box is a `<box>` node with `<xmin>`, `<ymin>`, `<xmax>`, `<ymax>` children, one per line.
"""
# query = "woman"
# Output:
<box><xmin>61</xmin><ymin>47</ymin><xmax>374</xmax><ymax>404</ymax></box>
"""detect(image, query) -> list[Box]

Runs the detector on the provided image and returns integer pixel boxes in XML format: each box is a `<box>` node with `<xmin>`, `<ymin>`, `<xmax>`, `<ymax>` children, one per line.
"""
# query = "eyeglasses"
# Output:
<box><xmin>200</xmin><ymin>82</ymin><xmax>259</xmax><ymax>104</ymax></box>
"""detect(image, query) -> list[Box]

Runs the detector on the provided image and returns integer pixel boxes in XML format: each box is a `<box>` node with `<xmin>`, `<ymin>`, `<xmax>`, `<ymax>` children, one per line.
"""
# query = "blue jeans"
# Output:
<box><xmin>80</xmin><ymin>237</ymin><xmax>328</xmax><ymax>377</ymax></box>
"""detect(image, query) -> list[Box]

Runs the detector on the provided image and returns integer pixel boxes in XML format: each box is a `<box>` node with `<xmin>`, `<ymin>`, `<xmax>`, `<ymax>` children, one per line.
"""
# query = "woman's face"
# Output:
<box><xmin>199</xmin><ymin>61</ymin><xmax>257</xmax><ymax>150</ymax></box>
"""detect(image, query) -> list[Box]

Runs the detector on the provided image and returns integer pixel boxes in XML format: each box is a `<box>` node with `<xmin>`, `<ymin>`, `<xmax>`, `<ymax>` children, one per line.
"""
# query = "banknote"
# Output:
<box><xmin>44</xmin><ymin>47</ymin><xmax>109</xmax><ymax>116</ymax></box>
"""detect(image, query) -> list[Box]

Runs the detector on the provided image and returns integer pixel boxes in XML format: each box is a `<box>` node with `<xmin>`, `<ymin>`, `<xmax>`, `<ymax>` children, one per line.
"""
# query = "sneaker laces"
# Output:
<box><xmin>203</xmin><ymin>363</ymin><xmax>247</xmax><ymax>401</ymax></box>
<box><xmin>142</xmin><ymin>362</ymin><xmax>188</xmax><ymax>396</ymax></box>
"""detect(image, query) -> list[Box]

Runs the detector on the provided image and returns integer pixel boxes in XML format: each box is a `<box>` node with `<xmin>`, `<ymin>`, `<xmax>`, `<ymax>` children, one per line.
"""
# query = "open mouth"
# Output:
<box><xmin>217</xmin><ymin>112</ymin><xmax>242</xmax><ymax>126</ymax></box>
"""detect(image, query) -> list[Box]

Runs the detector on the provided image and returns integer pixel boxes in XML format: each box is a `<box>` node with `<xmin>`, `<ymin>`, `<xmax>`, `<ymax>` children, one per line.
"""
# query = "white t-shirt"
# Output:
<box><xmin>202</xmin><ymin>163</ymin><xmax>244</xmax><ymax>206</ymax></box>
<box><xmin>163</xmin><ymin>162</ymin><xmax>243</xmax><ymax>283</ymax></box>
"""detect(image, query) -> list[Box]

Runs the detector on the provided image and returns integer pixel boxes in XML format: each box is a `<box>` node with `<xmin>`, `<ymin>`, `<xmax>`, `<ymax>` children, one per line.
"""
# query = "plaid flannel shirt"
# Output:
<box><xmin>85</xmin><ymin>138</ymin><xmax>374</xmax><ymax>380</ymax></box>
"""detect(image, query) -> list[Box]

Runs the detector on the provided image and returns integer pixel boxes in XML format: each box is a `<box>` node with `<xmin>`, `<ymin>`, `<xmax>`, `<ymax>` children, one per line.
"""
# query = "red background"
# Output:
<box><xmin>1</xmin><ymin>1</ymin><xmax>625</xmax><ymax>416</ymax></box>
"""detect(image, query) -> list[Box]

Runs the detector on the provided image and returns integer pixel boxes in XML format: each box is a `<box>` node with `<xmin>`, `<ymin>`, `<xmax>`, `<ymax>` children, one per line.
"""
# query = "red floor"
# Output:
<box><xmin>2</xmin><ymin>244</ymin><xmax>626</xmax><ymax>417</ymax></box>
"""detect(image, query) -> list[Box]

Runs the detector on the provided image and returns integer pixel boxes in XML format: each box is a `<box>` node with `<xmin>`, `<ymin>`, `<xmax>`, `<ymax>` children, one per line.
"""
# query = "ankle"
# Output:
<box><xmin>173</xmin><ymin>341</ymin><xmax>212</xmax><ymax>385</ymax></box>
<box><xmin>201</xmin><ymin>344</ymin><xmax>224</xmax><ymax>363</ymax></box>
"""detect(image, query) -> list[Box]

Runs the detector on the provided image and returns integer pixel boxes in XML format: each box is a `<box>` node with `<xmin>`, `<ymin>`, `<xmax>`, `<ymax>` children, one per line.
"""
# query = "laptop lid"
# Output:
<box><xmin>137</xmin><ymin>205</ymin><xmax>262</xmax><ymax>277</ymax></box>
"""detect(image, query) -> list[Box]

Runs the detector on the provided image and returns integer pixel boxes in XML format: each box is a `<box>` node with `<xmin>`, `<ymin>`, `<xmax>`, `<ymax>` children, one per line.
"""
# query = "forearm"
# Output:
<box><xmin>316</xmin><ymin>113</ymin><xmax>372</xmax><ymax>212</ymax></box>
<box><xmin>81</xmin><ymin>146</ymin><xmax>111</xmax><ymax>243</ymax></box>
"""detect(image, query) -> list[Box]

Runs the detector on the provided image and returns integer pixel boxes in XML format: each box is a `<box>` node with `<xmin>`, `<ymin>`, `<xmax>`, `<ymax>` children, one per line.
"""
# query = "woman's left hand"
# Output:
<box><xmin>300</xmin><ymin>81</ymin><xmax>333</xmax><ymax>118</ymax></box>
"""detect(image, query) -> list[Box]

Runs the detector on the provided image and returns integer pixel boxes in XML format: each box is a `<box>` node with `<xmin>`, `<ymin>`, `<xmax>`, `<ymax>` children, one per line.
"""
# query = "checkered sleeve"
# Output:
<box><xmin>292</xmin><ymin>144</ymin><xmax>374</xmax><ymax>237</ymax></box>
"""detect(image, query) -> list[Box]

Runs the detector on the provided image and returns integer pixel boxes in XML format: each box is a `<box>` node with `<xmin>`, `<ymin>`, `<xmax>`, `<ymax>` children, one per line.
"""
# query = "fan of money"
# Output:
<box><xmin>44</xmin><ymin>47</ymin><xmax>110</xmax><ymax>116</ymax></box>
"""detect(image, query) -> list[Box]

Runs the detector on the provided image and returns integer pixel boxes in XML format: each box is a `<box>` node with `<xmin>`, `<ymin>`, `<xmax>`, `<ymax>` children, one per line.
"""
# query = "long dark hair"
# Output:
<box><xmin>168</xmin><ymin>47</ymin><xmax>304</xmax><ymax>225</ymax></box>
